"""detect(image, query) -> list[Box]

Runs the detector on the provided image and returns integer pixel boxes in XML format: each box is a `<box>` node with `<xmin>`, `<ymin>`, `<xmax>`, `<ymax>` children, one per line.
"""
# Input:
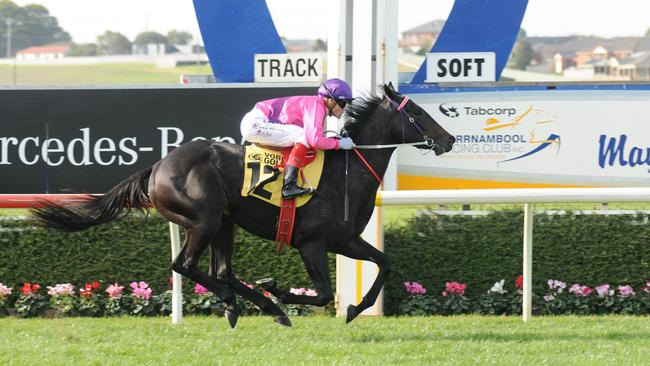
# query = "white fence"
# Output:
<box><xmin>375</xmin><ymin>187</ymin><xmax>650</xmax><ymax>321</ymax></box>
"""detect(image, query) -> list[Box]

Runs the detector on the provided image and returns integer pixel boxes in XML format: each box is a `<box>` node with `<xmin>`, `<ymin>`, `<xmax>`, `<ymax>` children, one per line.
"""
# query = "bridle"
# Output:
<box><xmin>340</xmin><ymin>94</ymin><xmax>443</xmax><ymax>221</ymax></box>
<box><xmin>352</xmin><ymin>96</ymin><xmax>437</xmax><ymax>150</ymax></box>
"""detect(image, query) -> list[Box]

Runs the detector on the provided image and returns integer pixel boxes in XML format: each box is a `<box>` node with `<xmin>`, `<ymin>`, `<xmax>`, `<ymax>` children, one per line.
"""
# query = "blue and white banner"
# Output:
<box><xmin>398</xmin><ymin>89</ymin><xmax>650</xmax><ymax>188</ymax></box>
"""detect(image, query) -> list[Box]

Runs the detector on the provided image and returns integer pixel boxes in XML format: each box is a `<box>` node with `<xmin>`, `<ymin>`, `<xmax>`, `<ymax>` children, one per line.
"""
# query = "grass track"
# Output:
<box><xmin>1</xmin><ymin>315</ymin><xmax>649</xmax><ymax>365</ymax></box>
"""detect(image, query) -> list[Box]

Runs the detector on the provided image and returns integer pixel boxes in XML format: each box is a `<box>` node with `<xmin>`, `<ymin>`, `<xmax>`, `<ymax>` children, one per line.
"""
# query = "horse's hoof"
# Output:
<box><xmin>274</xmin><ymin>315</ymin><xmax>292</xmax><ymax>327</ymax></box>
<box><xmin>346</xmin><ymin>305</ymin><xmax>359</xmax><ymax>324</ymax></box>
<box><xmin>256</xmin><ymin>278</ymin><xmax>278</xmax><ymax>292</ymax></box>
<box><xmin>224</xmin><ymin>307</ymin><xmax>240</xmax><ymax>329</ymax></box>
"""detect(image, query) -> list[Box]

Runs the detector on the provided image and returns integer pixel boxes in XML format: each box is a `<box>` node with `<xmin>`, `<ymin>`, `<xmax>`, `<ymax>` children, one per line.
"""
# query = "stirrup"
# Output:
<box><xmin>282</xmin><ymin>185</ymin><xmax>313</xmax><ymax>200</ymax></box>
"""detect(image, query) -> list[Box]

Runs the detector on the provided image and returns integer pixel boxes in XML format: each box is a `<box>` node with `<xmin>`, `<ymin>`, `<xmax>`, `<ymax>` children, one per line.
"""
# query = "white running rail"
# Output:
<box><xmin>375</xmin><ymin>187</ymin><xmax>650</xmax><ymax>321</ymax></box>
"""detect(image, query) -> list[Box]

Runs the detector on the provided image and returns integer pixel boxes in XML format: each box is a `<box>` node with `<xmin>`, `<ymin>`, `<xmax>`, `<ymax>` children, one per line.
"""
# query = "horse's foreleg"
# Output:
<box><xmin>333</xmin><ymin>236</ymin><xmax>391</xmax><ymax>324</ymax></box>
<box><xmin>261</xmin><ymin>242</ymin><xmax>334</xmax><ymax>307</ymax></box>
<box><xmin>209</xmin><ymin>216</ymin><xmax>291</xmax><ymax>327</ymax></box>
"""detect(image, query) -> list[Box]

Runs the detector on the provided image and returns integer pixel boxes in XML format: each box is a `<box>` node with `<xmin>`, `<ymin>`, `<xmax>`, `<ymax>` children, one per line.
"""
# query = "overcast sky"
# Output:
<box><xmin>11</xmin><ymin>0</ymin><xmax>650</xmax><ymax>44</ymax></box>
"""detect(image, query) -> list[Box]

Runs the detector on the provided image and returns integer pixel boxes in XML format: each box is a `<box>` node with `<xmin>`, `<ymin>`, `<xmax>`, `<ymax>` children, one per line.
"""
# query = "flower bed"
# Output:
<box><xmin>398</xmin><ymin>277</ymin><xmax>650</xmax><ymax>316</ymax></box>
<box><xmin>0</xmin><ymin>279</ymin><xmax>316</xmax><ymax>318</ymax></box>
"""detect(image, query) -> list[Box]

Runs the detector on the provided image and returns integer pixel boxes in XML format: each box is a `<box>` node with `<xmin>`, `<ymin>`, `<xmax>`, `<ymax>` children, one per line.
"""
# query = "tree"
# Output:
<box><xmin>66</xmin><ymin>43</ymin><xmax>98</xmax><ymax>56</ymax></box>
<box><xmin>134</xmin><ymin>31</ymin><xmax>169</xmax><ymax>46</ymax></box>
<box><xmin>96</xmin><ymin>31</ymin><xmax>131</xmax><ymax>55</ymax></box>
<box><xmin>166</xmin><ymin>30</ymin><xmax>193</xmax><ymax>45</ymax></box>
<box><xmin>645</xmin><ymin>27</ymin><xmax>650</xmax><ymax>37</ymax></box>
<box><xmin>0</xmin><ymin>1</ymin><xmax>71</xmax><ymax>56</ymax></box>
<box><xmin>508</xmin><ymin>28</ymin><xmax>533</xmax><ymax>70</ymax></box>
<box><xmin>510</xmin><ymin>40</ymin><xmax>533</xmax><ymax>70</ymax></box>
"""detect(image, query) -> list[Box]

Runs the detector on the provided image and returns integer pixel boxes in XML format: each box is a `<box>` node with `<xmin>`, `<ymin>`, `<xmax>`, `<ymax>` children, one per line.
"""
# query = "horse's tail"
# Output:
<box><xmin>31</xmin><ymin>167</ymin><xmax>153</xmax><ymax>232</ymax></box>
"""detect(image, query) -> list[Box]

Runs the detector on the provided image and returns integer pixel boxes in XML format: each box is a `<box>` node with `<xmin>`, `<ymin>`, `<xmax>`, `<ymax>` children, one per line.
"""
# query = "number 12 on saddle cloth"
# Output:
<box><xmin>240</xmin><ymin>145</ymin><xmax>325</xmax><ymax>207</ymax></box>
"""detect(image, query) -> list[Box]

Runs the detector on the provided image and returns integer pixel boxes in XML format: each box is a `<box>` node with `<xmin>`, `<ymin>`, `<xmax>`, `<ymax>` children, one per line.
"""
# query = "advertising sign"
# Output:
<box><xmin>0</xmin><ymin>86</ymin><xmax>314</xmax><ymax>193</ymax></box>
<box><xmin>398</xmin><ymin>89</ymin><xmax>650</xmax><ymax>189</ymax></box>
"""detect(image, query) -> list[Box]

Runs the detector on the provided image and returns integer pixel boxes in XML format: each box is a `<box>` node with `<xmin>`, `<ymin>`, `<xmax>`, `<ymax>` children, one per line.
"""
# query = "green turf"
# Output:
<box><xmin>0</xmin><ymin>63</ymin><xmax>213</xmax><ymax>85</ymax></box>
<box><xmin>0</xmin><ymin>315</ymin><xmax>648</xmax><ymax>365</ymax></box>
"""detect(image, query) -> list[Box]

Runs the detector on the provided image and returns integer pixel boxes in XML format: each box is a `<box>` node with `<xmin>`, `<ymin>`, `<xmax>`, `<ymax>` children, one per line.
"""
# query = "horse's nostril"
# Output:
<box><xmin>449</xmin><ymin>136</ymin><xmax>456</xmax><ymax>144</ymax></box>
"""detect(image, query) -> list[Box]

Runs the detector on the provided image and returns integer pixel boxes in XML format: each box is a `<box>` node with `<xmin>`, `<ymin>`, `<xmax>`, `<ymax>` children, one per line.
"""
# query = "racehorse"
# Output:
<box><xmin>32</xmin><ymin>83</ymin><xmax>455</xmax><ymax>328</ymax></box>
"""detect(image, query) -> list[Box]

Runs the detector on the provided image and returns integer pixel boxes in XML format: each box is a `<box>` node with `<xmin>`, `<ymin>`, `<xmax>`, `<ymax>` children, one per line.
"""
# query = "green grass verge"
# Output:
<box><xmin>0</xmin><ymin>315</ymin><xmax>648</xmax><ymax>365</ymax></box>
<box><xmin>0</xmin><ymin>63</ymin><xmax>213</xmax><ymax>85</ymax></box>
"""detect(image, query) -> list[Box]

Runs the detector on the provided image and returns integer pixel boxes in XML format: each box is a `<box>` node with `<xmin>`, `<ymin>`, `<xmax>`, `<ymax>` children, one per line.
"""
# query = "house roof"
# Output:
<box><xmin>403</xmin><ymin>20</ymin><xmax>446</xmax><ymax>35</ymax></box>
<box><xmin>17</xmin><ymin>45</ymin><xmax>70</xmax><ymax>54</ymax></box>
<box><xmin>619</xmin><ymin>51</ymin><xmax>650</xmax><ymax>67</ymax></box>
<box><xmin>530</xmin><ymin>36</ymin><xmax>650</xmax><ymax>59</ymax></box>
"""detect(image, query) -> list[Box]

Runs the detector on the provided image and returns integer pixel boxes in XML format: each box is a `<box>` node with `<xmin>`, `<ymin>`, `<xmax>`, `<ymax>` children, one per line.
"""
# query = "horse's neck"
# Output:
<box><xmin>350</xmin><ymin>105</ymin><xmax>396</xmax><ymax>184</ymax></box>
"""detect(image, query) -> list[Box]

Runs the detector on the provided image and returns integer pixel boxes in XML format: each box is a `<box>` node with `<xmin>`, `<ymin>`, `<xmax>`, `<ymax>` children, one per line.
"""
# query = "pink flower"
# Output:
<box><xmin>618</xmin><ymin>285</ymin><xmax>635</xmax><ymax>298</ymax></box>
<box><xmin>404</xmin><ymin>281</ymin><xmax>427</xmax><ymax>295</ymax></box>
<box><xmin>194</xmin><ymin>283</ymin><xmax>210</xmax><ymax>295</ymax></box>
<box><xmin>47</xmin><ymin>283</ymin><xmax>75</xmax><ymax>297</ymax></box>
<box><xmin>0</xmin><ymin>283</ymin><xmax>11</xmax><ymax>296</ymax></box>
<box><xmin>130</xmin><ymin>281</ymin><xmax>152</xmax><ymax>300</ymax></box>
<box><xmin>569</xmin><ymin>284</ymin><xmax>592</xmax><ymax>297</ymax></box>
<box><xmin>443</xmin><ymin>281</ymin><xmax>467</xmax><ymax>296</ymax></box>
<box><xmin>595</xmin><ymin>284</ymin><xmax>612</xmax><ymax>298</ymax></box>
<box><xmin>106</xmin><ymin>283</ymin><xmax>124</xmax><ymax>298</ymax></box>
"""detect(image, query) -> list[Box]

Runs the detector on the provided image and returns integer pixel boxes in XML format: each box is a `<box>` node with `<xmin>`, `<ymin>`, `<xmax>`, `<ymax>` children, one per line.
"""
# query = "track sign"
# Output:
<box><xmin>254</xmin><ymin>53</ymin><xmax>323</xmax><ymax>82</ymax></box>
<box><xmin>425</xmin><ymin>52</ymin><xmax>496</xmax><ymax>83</ymax></box>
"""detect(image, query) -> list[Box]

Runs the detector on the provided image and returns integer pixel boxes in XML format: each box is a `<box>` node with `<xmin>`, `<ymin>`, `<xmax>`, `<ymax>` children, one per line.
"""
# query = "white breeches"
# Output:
<box><xmin>240</xmin><ymin>109</ymin><xmax>309</xmax><ymax>147</ymax></box>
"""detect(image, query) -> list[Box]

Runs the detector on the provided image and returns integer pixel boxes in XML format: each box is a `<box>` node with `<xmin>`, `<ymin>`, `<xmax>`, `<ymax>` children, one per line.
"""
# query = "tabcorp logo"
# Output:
<box><xmin>439</xmin><ymin>104</ymin><xmax>459</xmax><ymax>118</ymax></box>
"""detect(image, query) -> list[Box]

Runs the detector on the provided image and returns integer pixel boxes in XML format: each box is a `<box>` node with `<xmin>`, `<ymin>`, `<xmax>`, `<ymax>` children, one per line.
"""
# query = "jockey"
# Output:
<box><xmin>240</xmin><ymin>78</ymin><xmax>355</xmax><ymax>199</ymax></box>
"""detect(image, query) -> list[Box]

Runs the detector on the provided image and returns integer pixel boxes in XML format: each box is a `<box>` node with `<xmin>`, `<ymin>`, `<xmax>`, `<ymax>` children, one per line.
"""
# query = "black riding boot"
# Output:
<box><xmin>282</xmin><ymin>165</ymin><xmax>312</xmax><ymax>199</ymax></box>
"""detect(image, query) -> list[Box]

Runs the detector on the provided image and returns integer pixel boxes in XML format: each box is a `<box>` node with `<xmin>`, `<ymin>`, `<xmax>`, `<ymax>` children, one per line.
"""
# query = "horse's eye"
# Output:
<box><xmin>413</xmin><ymin>109</ymin><xmax>422</xmax><ymax>116</ymax></box>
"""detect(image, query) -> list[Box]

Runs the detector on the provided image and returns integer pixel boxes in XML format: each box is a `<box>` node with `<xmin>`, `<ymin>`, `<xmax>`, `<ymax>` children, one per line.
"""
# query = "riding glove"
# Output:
<box><xmin>339</xmin><ymin>137</ymin><xmax>355</xmax><ymax>150</ymax></box>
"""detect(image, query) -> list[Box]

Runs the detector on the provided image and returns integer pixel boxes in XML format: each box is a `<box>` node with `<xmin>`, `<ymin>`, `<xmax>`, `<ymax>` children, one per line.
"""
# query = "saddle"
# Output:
<box><xmin>241</xmin><ymin>144</ymin><xmax>325</xmax><ymax>254</ymax></box>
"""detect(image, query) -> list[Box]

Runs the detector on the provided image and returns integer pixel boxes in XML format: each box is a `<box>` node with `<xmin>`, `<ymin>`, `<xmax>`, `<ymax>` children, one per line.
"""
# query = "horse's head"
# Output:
<box><xmin>382</xmin><ymin>83</ymin><xmax>455</xmax><ymax>155</ymax></box>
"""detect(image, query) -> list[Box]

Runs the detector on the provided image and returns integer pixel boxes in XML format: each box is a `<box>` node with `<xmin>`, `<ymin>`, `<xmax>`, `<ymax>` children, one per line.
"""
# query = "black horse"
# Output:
<box><xmin>32</xmin><ymin>83</ymin><xmax>455</xmax><ymax>327</ymax></box>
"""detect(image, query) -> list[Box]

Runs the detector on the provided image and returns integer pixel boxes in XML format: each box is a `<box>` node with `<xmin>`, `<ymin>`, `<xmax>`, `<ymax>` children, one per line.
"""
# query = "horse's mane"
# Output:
<box><xmin>342</xmin><ymin>93</ymin><xmax>384</xmax><ymax>138</ymax></box>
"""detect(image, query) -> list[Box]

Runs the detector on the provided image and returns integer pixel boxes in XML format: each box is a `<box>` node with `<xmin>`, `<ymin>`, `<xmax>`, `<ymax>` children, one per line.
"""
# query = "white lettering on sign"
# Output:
<box><xmin>0</xmin><ymin>127</ymin><xmax>240</xmax><ymax>167</ymax></box>
<box><xmin>254</xmin><ymin>53</ymin><xmax>323</xmax><ymax>82</ymax></box>
<box><xmin>425</xmin><ymin>52</ymin><xmax>496</xmax><ymax>83</ymax></box>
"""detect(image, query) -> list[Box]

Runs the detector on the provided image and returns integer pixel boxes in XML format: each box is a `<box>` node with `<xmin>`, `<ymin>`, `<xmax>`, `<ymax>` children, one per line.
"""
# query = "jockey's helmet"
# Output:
<box><xmin>318</xmin><ymin>78</ymin><xmax>353</xmax><ymax>107</ymax></box>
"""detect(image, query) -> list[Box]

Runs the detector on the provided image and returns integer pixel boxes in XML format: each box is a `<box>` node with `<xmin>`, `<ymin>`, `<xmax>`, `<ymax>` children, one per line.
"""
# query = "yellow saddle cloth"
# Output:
<box><xmin>241</xmin><ymin>145</ymin><xmax>325</xmax><ymax>207</ymax></box>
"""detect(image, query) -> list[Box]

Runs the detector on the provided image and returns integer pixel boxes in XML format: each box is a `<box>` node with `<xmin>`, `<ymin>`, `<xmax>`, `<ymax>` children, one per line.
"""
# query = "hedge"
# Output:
<box><xmin>1</xmin><ymin>210</ymin><xmax>649</xmax><ymax>315</ymax></box>
<box><xmin>384</xmin><ymin>210</ymin><xmax>650</xmax><ymax>314</ymax></box>
<box><xmin>0</xmin><ymin>215</ymin><xmax>332</xmax><ymax>297</ymax></box>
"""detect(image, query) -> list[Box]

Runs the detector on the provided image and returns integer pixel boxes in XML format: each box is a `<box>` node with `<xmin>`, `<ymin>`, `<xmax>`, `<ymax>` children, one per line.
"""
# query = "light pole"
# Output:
<box><xmin>5</xmin><ymin>18</ymin><xmax>11</xmax><ymax>58</ymax></box>
<box><xmin>3</xmin><ymin>17</ymin><xmax>17</xmax><ymax>85</ymax></box>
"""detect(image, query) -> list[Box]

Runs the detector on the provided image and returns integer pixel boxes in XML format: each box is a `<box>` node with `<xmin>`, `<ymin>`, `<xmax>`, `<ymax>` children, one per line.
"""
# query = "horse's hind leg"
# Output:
<box><xmin>208</xmin><ymin>215</ymin><xmax>291</xmax><ymax>326</ymax></box>
<box><xmin>171</xmin><ymin>218</ymin><xmax>242</xmax><ymax>328</ymax></box>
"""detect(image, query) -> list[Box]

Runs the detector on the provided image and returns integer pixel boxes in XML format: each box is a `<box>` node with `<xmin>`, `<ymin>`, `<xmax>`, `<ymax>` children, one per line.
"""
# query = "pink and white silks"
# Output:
<box><xmin>240</xmin><ymin>95</ymin><xmax>341</xmax><ymax>150</ymax></box>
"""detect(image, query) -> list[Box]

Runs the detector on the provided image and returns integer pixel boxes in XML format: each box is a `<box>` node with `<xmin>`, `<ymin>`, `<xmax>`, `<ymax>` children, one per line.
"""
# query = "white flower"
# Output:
<box><xmin>489</xmin><ymin>280</ymin><xmax>507</xmax><ymax>294</ymax></box>
<box><xmin>543</xmin><ymin>294</ymin><xmax>555</xmax><ymax>302</ymax></box>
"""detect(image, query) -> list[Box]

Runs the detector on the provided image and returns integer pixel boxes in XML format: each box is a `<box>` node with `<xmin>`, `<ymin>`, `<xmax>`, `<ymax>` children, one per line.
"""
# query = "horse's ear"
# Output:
<box><xmin>383</xmin><ymin>83</ymin><xmax>398</xmax><ymax>98</ymax></box>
